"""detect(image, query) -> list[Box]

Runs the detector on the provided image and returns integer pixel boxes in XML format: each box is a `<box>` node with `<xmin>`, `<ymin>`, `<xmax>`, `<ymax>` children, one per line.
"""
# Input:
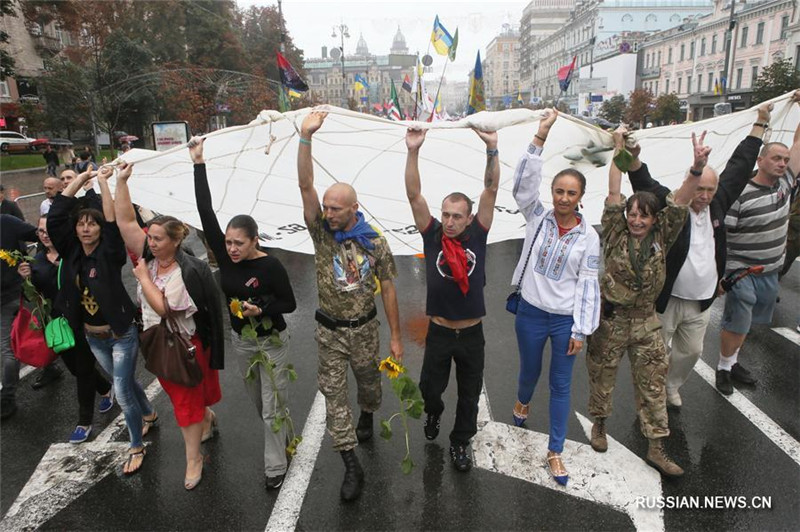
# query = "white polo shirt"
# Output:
<box><xmin>672</xmin><ymin>206</ymin><xmax>717</xmax><ymax>300</ymax></box>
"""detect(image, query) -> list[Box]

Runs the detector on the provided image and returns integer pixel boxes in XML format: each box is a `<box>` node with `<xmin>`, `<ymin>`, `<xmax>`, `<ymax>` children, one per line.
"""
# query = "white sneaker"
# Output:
<box><xmin>666</xmin><ymin>388</ymin><xmax>682</xmax><ymax>407</ymax></box>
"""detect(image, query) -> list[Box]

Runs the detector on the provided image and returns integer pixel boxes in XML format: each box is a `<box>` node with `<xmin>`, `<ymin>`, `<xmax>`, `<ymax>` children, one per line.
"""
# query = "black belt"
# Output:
<box><xmin>315</xmin><ymin>307</ymin><xmax>377</xmax><ymax>330</ymax></box>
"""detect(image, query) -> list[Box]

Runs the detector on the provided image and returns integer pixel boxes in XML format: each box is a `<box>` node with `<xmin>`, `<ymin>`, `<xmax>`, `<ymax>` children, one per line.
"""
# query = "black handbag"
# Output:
<box><xmin>507</xmin><ymin>219</ymin><xmax>545</xmax><ymax>315</ymax></box>
<box><xmin>139</xmin><ymin>293</ymin><xmax>203</xmax><ymax>387</ymax></box>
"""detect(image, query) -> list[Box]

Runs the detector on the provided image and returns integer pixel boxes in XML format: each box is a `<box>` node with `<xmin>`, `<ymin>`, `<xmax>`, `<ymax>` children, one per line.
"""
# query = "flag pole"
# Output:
<box><xmin>430</xmin><ymin>59</ymin><xmax>449</xmax><ymax>122</ymax></box>
<box><xmin>413</xmin><ymin>52</ymin><xmax>421</xmax><ymax>121</ymax></box>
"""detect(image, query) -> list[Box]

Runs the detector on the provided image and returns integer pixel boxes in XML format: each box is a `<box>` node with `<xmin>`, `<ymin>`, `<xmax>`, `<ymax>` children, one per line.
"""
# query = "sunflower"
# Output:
<box><xmin>0</xmin><ymin>249</ymin><xmax>18</xmax><ymax>267</ymax></box>
<box><xmin>379</xmin><ymin>356</ymin><xmax>405</xmax><ymax>379</ymax></box>
<box><xmin>229</xmin><ymin>298</ymin><xmax>244</xmax><ymax>319</ymax></box>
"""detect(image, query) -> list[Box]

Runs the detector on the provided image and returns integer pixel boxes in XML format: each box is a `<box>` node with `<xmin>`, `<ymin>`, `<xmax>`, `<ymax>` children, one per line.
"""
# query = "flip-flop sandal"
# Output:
<box><xmin>142</xmin><ymin>412</ymin><xmax>159</xmax><ymax>437</ymax></box>
<box><xmin>123</xmin><ymin>448</ymin><xmax>146</xmax><ymax>476</ymax></box>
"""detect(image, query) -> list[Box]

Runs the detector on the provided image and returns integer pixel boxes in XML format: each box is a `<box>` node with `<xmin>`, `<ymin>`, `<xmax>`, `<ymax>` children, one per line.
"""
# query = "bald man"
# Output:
<box><xmin>298</xmin><ymin>111</ymin><xmax>403</xmax><ymax>502</ymax></box>
<box><xmin>622</xmin><ymin>102</ymin><xmax>772</xmax><ymax>410</ymax></box>
<box><xmin>40</xmin><ymin>177</ymin><xmax>63</xmax><ymax>215</ymax></box>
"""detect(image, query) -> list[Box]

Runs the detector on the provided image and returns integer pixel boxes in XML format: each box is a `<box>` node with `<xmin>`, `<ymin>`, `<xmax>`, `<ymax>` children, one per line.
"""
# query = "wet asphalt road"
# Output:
<box><xmin>0</xmin><ymin>212</ymin><xmax>799</xmax><ymax>530</ymax></box>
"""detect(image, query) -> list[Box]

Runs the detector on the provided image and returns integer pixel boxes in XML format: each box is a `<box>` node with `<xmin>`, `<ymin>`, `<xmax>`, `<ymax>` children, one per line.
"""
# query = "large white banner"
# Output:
<box><xmin>116</xmin><ymin>92</ymin><xmax>799</xmax><ymax>255</ymax></box>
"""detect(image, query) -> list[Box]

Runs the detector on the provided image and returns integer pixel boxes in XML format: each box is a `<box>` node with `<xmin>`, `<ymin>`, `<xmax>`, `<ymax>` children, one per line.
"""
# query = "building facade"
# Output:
<box><xmin>0</xmin><ymin>0</ymin><xmax>74</xmax><ymax>132</ymax></box>
<box><xmin>527</xmin><ymin>0</ymin><xmax>714</xmax><ymax>113</ymax></box>
<box><xmin>638</xmin><ymin>0</ymin><xmax>797</xmax><ymax>119</ymax></box>
<box><xmin>484</xmin><ymin>24</ymin><xmax>521</xmax><ymax>109</ymax></box>
<box><xmin>519</xmin><ymin>0</ymin><xmax>575</xmax><ymax>99</ymax></box>
<box><xmin>304</xmin><ymin>28</ymin><xmax>417</xmax><ymax>114</ymax></box>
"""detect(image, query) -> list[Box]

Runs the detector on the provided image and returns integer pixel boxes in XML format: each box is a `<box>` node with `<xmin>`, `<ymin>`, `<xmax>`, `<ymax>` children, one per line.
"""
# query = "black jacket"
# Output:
<box><xmin>628</xmin><ymin>135</ymin><xmax>762</xmax><ymax>313</ymax></box>
<box><xmin>142</xmin><ymin>244</ymin><xmax>226</xmax><ymax>370</ymax></box>
<box><xmin>47</xmin><ymin>194</ymin><xmax>138</xmax><ymax>336</ymax></box>
<box><xmin>1</xmin><ymin>214</ymin><xmax>37</xmax><ymax>301</ymax></box>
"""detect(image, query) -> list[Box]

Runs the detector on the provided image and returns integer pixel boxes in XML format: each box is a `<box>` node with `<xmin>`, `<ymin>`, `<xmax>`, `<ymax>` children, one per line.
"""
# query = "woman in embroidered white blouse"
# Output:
<box><xmin>509</xmin><ymin>109</ymin><xmax>602</xmax><ymax>486</ymax></box>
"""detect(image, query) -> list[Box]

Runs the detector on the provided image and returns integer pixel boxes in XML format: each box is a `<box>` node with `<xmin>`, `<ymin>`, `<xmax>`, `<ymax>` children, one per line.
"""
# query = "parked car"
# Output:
<box><xmin>0</xmin><ymin>131</ymin><xmax>50</xmax><ymax>153</ymax></box>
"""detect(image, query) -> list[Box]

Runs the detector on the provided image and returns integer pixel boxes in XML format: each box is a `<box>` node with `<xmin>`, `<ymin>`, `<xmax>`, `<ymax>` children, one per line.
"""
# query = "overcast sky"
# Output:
<box><xmin>237</xmin><ymin>0</ymin><xmax>527</xmax><ymax>80</ymax></box>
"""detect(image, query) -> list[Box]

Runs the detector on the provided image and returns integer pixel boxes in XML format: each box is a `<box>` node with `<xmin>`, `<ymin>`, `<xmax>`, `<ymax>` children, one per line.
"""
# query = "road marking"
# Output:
<box><xmin>694</xmin><ymin>360</ymin><xmax>800</xmax><ymax>467</ymax></box>
<box><xmin>473</xmin><ymin>386</ymin><xmax>664</xmax><ymax>531</ymax></box>
<box><xmin>20</xmin><ymin>365</ymin><xmax>35</xmax><ymax>380</ymax></box>
<box><xmin>1</xmin><ymin>379</ymin><xmax>163</xmax><ymax>531</ymax></box>
<box><xmin>771</xmin><ymin>327</ymin><xmax>800</xmax><ymax>347</ymax></box>
<box><xmin>265</xmin><ymin>391</ymin><xmax>327</xmax><ymax>532</ymax></box>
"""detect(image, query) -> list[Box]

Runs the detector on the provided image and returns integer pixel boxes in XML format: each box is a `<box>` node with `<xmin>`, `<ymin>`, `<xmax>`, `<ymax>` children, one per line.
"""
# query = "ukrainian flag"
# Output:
<box><xmin>354</xmin><ymin>73</ymin><xmax>369</xmax><ymax>92</ymax></box>
<box><xmin>431</xmin><ymin>16</ymin><xmax>453</xmax><ymax>56</ymax></box>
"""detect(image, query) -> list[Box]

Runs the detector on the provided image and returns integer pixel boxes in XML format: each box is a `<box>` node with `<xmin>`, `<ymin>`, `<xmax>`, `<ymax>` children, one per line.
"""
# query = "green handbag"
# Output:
<box><xmin>45</xmin><ymin>260</ymin><xmax>75</xmax><ymax>353</ymax></box>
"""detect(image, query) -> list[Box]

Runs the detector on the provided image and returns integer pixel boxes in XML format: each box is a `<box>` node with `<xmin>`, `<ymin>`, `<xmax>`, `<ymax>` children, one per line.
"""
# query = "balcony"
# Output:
<box><xmin>33</xmin><ymin>34</ymin><xmax>63</xmax><ymax>54</ymax></box>
<box><xmin>640</xmin><ymin>66</ymin><xmax>661</xmax><ymax>80</ymax></box>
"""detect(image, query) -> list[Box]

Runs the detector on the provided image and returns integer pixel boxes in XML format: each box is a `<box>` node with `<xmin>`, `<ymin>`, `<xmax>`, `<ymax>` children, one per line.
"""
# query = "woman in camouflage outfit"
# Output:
<box><xmin>586</xmin><ymin>130</ymin><xmax>710</xmax><ymax>477</ymax></box>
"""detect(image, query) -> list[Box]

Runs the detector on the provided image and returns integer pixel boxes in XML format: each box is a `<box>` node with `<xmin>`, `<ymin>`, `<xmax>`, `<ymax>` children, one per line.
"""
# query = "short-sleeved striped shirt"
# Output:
<box><xmin>725</xmin><ymin>170</ymin><xmax>795</xmax><ymax>273</ymax></box>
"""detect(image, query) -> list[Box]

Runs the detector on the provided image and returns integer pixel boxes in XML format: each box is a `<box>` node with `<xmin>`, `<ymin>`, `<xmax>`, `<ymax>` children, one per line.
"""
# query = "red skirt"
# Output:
<box><xmin>158</xmin><ymin>334</ymin><xmax>222</xmax><ymax>427</ymax></box>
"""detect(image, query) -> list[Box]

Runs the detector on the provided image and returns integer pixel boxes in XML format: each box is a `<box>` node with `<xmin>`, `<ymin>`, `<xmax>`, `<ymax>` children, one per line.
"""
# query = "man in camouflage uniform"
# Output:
<box><xmin>586</xmin><ymin>131</ymin><xmax>705</xmax><ymax>477</ymax></box>
<box><xmin>298</xmin><ymin>110</ymin><xmax>403</xmax><ymax>502</ymax></box>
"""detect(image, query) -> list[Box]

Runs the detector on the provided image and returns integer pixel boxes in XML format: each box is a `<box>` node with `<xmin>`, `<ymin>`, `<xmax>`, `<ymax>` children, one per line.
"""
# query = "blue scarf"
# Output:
<box><xmin>326</xmin><ymin>211</ymin><xmax>378</xmax><ymax>250</ymax></box>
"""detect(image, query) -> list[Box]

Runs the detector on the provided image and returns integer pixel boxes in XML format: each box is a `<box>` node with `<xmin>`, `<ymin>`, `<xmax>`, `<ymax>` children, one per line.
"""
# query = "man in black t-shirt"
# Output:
<box><xmin>404</xmin><ymin>126</ymin><xmax>500</xmax><ymax>472</ymax></box>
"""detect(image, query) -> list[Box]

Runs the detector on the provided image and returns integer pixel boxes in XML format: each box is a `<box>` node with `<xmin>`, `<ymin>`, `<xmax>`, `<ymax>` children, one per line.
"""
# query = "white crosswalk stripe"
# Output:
<box><xmin>693</xmin><ymin>360</ymin><xmax>800</xmax><ymax>467</ymax></box>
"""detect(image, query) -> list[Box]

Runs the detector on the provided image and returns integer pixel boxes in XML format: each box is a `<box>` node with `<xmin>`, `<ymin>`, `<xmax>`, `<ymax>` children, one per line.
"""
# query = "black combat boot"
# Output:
<box><xmin>340</xmin><ymin>449</ymin><xmax>364</xmax><ymax>501</ymax></box>
<box><xmin>356</xmin><ymin>411</ymin><xmax>373</xmax><ymax>443</ymax></box>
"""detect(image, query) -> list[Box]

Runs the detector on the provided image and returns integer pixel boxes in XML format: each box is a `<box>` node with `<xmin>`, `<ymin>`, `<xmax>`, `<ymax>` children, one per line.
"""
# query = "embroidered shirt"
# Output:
<box><xmin>511</xmin><ymin>146</ymin><xmax>601</xmax><ymax>340</ymax></box>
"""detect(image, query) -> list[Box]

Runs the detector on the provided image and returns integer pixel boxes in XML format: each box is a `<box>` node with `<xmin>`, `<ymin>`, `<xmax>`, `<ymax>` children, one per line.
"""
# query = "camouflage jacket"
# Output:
<box><xmin>600</xmin><ymin>193</ymin><xmax>688</xmax><ymax>309</ymax></box>
<box><xmin>309</xmin><ymin>215</ymin><xmax>397</xmax><ymax>319</ymax></box>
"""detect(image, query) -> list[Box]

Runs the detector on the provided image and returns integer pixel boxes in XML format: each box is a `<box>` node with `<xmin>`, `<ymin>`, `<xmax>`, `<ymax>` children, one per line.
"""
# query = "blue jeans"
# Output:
<box><xmin>86</xmin><ymin>324</ymin><xmax>152</xmax><ymax>448</ymax></box>
<box><xmin>515</xmin><ymin>298</ymin><xmax>575</xmax><ymax>453</ymax></box>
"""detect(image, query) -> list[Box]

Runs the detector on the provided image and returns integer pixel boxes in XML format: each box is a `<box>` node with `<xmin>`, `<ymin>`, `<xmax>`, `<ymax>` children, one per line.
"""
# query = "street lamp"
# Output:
<box><xmin>331</xmin><ymin>24</ymin><xmax>350</xmax><ymax>108</ymax></box>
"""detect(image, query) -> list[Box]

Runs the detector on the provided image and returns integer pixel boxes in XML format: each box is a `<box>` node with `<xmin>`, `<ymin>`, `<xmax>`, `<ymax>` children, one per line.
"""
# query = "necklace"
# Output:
<box><xmin>157</xmin><ymin>257</ymin><xmax>176</xmax><ymax>269</ymax></box>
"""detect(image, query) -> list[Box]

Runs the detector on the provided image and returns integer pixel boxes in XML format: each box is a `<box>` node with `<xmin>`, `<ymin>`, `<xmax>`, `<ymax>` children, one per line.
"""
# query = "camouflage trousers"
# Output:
<box><xmin>315</xmin><ymin>319</ymin><xmax>381</xmax><ymax>452</ymax></box>
<box><xmin>586</xmin><ymin>313</ymin><xmax>670</xmax><ymax>439</ymax></box>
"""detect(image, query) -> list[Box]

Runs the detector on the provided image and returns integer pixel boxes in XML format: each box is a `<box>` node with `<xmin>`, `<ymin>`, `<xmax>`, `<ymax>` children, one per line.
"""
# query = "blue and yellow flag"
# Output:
<box><xmin>354</xmin><ymin>73</ymin><xmax>370</xmax><ymax>92</ymax></box>
<box><xmin>467</xmin><ymin>51</ymin><xmax>485</xmax><ymax>115</ymax></box>
<box><xmin>431</xmin><ymin>16</ymin><xmax>454</xmax><ymax>57</ymax></box>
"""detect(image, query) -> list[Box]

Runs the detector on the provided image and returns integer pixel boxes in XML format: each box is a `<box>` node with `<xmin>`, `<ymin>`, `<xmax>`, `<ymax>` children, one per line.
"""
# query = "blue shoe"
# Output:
<box><xmin>547</xmin><ymin>453</ymin><xmax>568</xmax><ymax>486</ymax></box>
<box><xmin>512</xmin><ymin>401</ymin><xmax>528</xmax><ymax>427</ymax></box>
<box><xmin>69</xmin><ymin>425</ymin><xmax>92</xmax><ymax>444</ymax></box>
<box><xmin>99</xmin><ymin>389</ymin><xmax>114</xmax><ymax>414</ymax></box>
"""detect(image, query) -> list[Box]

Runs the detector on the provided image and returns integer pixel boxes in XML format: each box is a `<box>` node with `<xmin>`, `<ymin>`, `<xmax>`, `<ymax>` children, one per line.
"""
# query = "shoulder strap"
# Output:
<box><xmin>56</xmin><ymin>258</ymin><xmax>63</xmax><ymax>290</ymax></box>
<box><xmin>513</xmin><ymin>217</ymin><xmax>545</xmax><ymax>290</ymax></box>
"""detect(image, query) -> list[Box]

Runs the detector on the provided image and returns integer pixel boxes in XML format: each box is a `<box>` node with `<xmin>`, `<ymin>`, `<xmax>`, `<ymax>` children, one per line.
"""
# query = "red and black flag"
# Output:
<box><xmin>276</xmin><ymin>51</ymin><xmax>308</xmax><ymax>92</ymax></box>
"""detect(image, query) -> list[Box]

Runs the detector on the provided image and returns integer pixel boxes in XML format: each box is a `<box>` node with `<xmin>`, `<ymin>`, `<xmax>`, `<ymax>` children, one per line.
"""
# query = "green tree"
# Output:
<box><xmin>625</xmin><ymin>89</ymin><xmax>653</xmax><ymax>128</ymax></box>
<box><xmin>1</xmin><ymin>0</ymin><xmax>16</xmax><ymax>79</ymax></box>
<box><xmin>651</xmin><ymin>93</ymin><xmax>682</xmax><ymax>125</ymax></box>
<box><xmin>599</xmin><ymin>94</ymin><xmax>626</xmax><ymax>124</ymax></box>
<box><xmin>753</xmin><ymin>59</ymin><xmax>800</xmax><ymax>104</ymax></box>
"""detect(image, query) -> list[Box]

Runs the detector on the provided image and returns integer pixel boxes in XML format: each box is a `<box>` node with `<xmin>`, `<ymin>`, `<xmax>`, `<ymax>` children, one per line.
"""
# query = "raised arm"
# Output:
<box><xmin>788</xmin><ymin>90</ymin><xmax>800</xmax><ymax>179</ymax></box>
<box><xmin>673</xmin><ymin>131</ymin><xmax>711</xmax><ymax>206</ymax></box>
<box><xmin>404</xmin><ymin>128</ymin><xmax>432</xmax><ymax>232</ymax></box>
<box><xmin>474</xmin><ymin>128</ymin><xmax>500</xmax><ymax>229</ymax></box>
<box><xmin>607</xmin><ymin>154</ymin><xmax>623</xmax><ymax>205</ymax></box>
<box><xmin>61</xmin><ymin>168</ymin><xmax>94</xmax><ymax>198</ymax></box>
<box><xmin>298</xmin><ymin>111</ymin><xmax>326</xmax><ymax>226</ymax></box>
<box><xmin>513</xmin><ymin>109</ymin><xmax>557</xmax><ymax>220</ymax></box>
<box><xmin>714</xmin><ymin>102</ymin><xmax>771</xmax><ymax>212</ymax></box>
<box><xmin>108</xmin><ymin>162</ymin><xmax>146</xmax><ymax>256</ymax></box>
<box><xmin>94</xmin><ymin>166</ymin><xmax>115</xmax><ymax>222</ymax></box>
<box><xmin>189</xmin><ymin>136</ymin><xmax>227</xmax><ymax>260</ymax></box>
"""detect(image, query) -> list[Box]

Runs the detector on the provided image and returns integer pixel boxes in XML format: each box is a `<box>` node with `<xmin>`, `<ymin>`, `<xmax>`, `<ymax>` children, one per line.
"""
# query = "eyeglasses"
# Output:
<box><xmin>37</xmin><ymin>229</ymin><xmax>48</xmax><ymax>235</ymax></box>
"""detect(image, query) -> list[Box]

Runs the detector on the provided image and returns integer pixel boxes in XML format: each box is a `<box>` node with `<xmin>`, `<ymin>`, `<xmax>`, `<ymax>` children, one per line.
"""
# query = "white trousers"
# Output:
<box><xmin>658</xmin><ymin>296</ymin><xmax>712</xmax><ymax>393</ymax></box>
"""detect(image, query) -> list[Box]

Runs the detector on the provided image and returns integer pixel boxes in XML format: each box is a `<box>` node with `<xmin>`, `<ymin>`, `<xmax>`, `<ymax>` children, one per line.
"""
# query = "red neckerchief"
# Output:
<box><xmin>441</xmin><ymin>234</ymin><xmax>469</xmax><ymax>296</ymax></box>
